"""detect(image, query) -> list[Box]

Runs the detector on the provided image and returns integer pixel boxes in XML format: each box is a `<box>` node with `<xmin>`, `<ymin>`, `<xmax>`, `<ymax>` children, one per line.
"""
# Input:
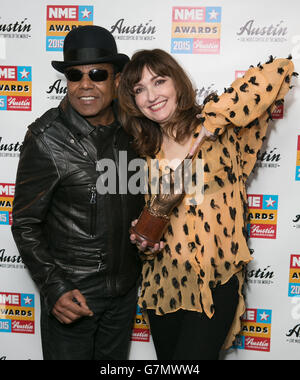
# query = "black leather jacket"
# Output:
<box><xmin>11</xmin><ymin>98</ymin><xmax>144</xmax><ymax>312</ymax></box>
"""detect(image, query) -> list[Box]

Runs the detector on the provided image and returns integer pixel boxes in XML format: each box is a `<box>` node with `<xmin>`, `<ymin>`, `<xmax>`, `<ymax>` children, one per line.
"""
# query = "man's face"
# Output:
<box><xmin>66</xmin><ymin>63</ymin><xmax>120</xmax><ymax>126</ymax></box>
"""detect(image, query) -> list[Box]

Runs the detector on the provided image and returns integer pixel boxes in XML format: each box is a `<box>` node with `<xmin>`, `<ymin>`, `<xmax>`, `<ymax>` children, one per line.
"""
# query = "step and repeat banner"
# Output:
<box><xmin>0</xmin><ymin>0</ymin><xmax>299</xmax><ymax>360</ymax></box>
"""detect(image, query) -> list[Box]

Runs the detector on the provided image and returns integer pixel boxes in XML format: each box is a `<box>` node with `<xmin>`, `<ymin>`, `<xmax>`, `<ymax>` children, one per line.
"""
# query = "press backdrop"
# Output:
<box><xmin>0</xmin><ymin>0</ymin><xmax>299</xmax><ymax>360</ymax></box>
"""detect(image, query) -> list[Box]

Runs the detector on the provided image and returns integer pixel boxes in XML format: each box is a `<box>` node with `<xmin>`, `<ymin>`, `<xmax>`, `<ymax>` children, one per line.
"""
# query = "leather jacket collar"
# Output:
<box><xmin>58</xmin><ymin>96</ymin><xmax>121</xmax><ymax>139</ymax></box>
<box><xmin>59</xmin><ymin>96</ymin><xmax>96</xmax><ymax>139</ymax></box>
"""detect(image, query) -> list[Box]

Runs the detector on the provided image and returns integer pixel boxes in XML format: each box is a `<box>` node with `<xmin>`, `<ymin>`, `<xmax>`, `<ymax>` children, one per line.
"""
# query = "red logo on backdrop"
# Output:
<box><xmin>271</xmin><ymin>103</ymin><xmax>284</xmax><ymax>119</ymax></box>
<box><xmin>243</xmin><ymin>336</ymin><xmax>271</xmax><ymax>351</ymax></box>
<box><xmin>131</xmin><ymin>328</ymin><xmax>150</xmax><ymax>342</ymax></box>
<box><xmin>11</xmin><ymin>320</ymin><xmax>34</xmax><ymax>334</ymax></box>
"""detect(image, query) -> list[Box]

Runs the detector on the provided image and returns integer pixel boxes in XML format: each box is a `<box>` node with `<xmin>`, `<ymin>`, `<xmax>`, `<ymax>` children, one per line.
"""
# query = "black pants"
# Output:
<box><xmin>40</xmin><ymin>282</ymin><xmax>137</xmax><ymax>360</ymax></box>
<box><xmin>148</xmin><ymin>275</ymin><xmax>239</xmax><ymax>360</ymax></box>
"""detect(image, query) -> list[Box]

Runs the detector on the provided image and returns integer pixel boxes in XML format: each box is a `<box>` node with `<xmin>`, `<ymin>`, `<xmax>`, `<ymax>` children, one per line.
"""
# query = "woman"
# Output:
<box><xmin>118</xmin><ymin>49</ymin><xmax>294</xmax><ymax>360</ymax></box>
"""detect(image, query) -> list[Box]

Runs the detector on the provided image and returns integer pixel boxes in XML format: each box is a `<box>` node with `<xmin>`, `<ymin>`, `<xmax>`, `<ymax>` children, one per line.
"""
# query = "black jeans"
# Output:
<box><xmin>40</xmin><ymin>278</ymin><xmax>138</xmax><ymax>360</ymax></box>
<box><xmin>148</xmin><ymin>275</ymin><xmax>239</xmax><ymax>360</ymax></box>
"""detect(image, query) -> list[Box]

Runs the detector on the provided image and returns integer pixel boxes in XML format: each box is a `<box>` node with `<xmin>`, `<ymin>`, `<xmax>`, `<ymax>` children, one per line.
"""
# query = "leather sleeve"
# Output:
<box><xmin>11</xmin><ymin>129</ymin><xmax>75</xmax><ymax>313</ymax></box>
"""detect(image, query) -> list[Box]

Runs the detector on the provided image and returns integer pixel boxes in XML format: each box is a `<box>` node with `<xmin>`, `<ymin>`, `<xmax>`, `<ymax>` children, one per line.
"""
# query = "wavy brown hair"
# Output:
<box><xmin>118</xmin><ymin>49</ymin><xmax>203</xmax><ymax>157</ymax></box>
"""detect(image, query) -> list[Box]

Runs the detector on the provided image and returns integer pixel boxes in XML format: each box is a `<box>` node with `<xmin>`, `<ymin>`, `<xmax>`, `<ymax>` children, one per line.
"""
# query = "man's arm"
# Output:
<box><xmin>11</xmin><ymin>129</ymin><xmax>76</xmax><ymax>314</ymax></box>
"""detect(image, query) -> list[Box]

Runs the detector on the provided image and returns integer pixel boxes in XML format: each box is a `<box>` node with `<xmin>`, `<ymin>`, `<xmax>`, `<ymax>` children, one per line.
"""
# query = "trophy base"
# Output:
<box><xmin>129</xmin><ymin>207</ymin><xmax>169</xmax><ymax>248</ymax></box>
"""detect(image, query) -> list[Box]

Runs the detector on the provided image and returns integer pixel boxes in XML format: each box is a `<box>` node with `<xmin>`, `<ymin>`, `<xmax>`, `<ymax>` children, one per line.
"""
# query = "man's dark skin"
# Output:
<box><xmin>52</xmin><ymin>62</ymin><xmax>120</xmax><ymax>324</ymax></box>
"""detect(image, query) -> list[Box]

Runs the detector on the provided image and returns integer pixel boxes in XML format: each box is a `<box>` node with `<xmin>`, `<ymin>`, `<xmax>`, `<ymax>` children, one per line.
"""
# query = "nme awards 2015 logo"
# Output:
<box><xmin>0</xmin><ymin>66</ymin><xmax>32</xmax><ymax>111</ymax></box>
<box><xmin>288</xmin><ymin>254</ymin><xmax>300</xmax><ymax>297</ymax></box>
<box><xmin>46</xmin><ymin>5</ymin><xmax>93</xmax><ymax>51</ymax></box>
<box><xmin>171</xmin><ymin>6</ymin><xmax>221</xmax><ymax>54</ymax></box>
<box><xmin>234</xmin><ymin>308</ymin><xmax>272</xmax><ymax>352</ymax></box>
<box><xmin>0</xmin><ymin>292</ymin><xmax>35</xmax><ymax>334</ymax></box>
<box><xmin>0</xmin><ymin>183</ymin><xmax>14</xmax><ymax>226</ymax></box>
<box><xmin>295</xmin><ymin>136</ymin><xmax>300</xmax><ymax>181</ymax></box>
<box><xmin>247</xmin><ymin>194</ymin><xmax>278</xmax><ymax>239</ymax></box>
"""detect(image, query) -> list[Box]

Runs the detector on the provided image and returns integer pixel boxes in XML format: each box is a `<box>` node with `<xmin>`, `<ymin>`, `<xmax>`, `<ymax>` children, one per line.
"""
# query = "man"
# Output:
<box><xmin>11</xmin><ymin>25</ymin><xmax>144</xmax><ymax>360</ymax></box>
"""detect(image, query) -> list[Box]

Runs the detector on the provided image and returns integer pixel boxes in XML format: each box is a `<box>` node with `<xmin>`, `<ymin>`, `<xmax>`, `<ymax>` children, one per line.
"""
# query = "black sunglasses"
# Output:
<box><xmin>64</xmin><ymin>68</ymin><xmax>111</xmax><ymax>82</ymax></box>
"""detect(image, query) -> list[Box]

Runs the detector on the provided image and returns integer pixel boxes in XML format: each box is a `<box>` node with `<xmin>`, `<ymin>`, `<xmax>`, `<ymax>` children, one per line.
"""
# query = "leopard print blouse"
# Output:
<box><xmin>139</xmin><ymin>57</ymin><xmax>295</xmax><ymax>349</ymax></box>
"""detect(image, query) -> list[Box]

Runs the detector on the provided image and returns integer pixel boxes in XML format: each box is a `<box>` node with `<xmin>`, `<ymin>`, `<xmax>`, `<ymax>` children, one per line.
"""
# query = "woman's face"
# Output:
<box><xmin>133</xmin><ymin>66</ymin><xmax>177</xmax><ymax>127</ymax></box>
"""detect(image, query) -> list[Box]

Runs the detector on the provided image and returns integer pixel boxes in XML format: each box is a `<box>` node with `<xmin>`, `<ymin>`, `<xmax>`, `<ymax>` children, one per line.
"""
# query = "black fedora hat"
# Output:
<box><xmin>51</xmin><ymin>25</ymin><xmax>129</xmax><ymax>73</ymax></box>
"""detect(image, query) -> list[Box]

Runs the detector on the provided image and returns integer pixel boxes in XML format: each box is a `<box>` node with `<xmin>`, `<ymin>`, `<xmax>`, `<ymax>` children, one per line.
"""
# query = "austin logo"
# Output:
<box><xmin>237</xmin><ymin>19</ymin><xmax>288</xmax><ymax>42</ymax></box>
<box><xmin>110</xmin><ymin>18</ymin><xmax>157</xmax><ymax>41</ymax></box>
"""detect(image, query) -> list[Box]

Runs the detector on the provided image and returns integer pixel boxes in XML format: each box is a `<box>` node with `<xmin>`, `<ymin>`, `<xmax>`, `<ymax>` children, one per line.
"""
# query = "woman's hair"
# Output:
<box><xmin>118</xmin><ymin>49</ymin><xmax>203</xmax><ymax>157</ymax></box>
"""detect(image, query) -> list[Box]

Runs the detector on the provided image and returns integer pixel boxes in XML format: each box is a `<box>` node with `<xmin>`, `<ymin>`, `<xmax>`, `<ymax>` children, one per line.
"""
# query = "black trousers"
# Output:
<box><xmin>148</xmin><ymin>275</ymin><xmax>239</xmax><ymax>360</ymax></box>
<box><xmin>40</xmin><ymin>279</ymin><xmax>138</xmax><ymax>360</ymax></box>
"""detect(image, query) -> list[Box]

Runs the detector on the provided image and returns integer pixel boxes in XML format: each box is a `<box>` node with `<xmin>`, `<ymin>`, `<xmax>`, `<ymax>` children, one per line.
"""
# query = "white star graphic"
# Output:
<box><xmin>265</xmin><ymin>197</ymin><xmax>276</xmax><ymax>207</ymax></box>
<box><xmin>23</xmin><ymin>296</ymin><xmax>32</xmax><ymax>305</ymax></box>
<box><xmin>81</xmin><ymin>8</ymin><xmax>91</xmax><ymax>19</ymax></box>
<box><xmin>209</xmin><ymin>9</ymin><xmax>219</xmax><ymax>20</ymax></box>
<box><xmin>20</xmin><ymin>68</ymin><xmax>29</xmax><ymax>79</ymax></box>
<box><xmin>259</xmin><ymin>311</ymin><xmax>269</xmax><ymax>321</ymax></box>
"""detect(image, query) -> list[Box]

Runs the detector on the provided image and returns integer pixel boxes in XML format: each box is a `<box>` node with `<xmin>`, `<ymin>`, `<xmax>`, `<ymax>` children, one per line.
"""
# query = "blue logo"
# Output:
<box><xmin>0</xmin><ymin>211</ymin><xmax>9</xmax><ymax>225</ymax></box>
<box><xmin>0</xmin><ymin>96</ymin><xmax>7</xmax><ymax>110</ymax></box>
<box><xmin>0</xmin><ymin>319</ymin><xmax>11</xmax><ymax>333</ymax></box>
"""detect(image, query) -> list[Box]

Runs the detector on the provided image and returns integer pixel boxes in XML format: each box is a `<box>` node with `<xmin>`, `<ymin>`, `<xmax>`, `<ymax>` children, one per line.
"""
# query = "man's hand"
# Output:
<box><xmin>52</xmin><ymin>289</ymin><xmax>94</xmax><ymax>324</ymax></box>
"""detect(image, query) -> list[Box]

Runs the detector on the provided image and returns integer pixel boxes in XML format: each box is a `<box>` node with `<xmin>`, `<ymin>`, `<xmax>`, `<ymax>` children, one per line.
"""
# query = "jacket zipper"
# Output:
<box><xmin>90</xmin><ymin>185</ymin><xmax>97</xmax><ymax>237</ymax></box>
<box><xmin>112</xmin><ymin>128</ymin><xmax>128</xmax><ymax>291</ymax></box>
